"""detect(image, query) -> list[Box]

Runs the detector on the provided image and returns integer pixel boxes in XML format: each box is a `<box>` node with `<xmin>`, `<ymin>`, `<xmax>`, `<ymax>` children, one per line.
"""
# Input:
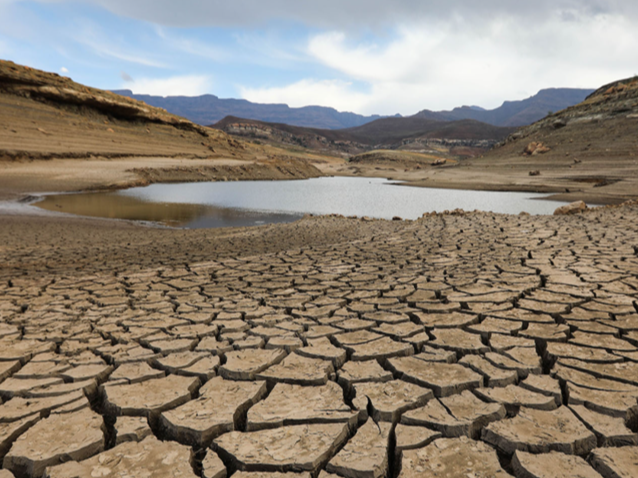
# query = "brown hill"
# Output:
<box><xmin>0</xmin><ymin>60</ymin><xmax>243</xmax><ymax>160</ymax></box>
<box><xmin>406</xmin><ymin>76</ymin><xmax>638</xmax><ymax>204</ymax></box>
<box><xmin>212</xmin><ymin>115</ymin><xmax>516</xmax><ymax>159</ymax></box>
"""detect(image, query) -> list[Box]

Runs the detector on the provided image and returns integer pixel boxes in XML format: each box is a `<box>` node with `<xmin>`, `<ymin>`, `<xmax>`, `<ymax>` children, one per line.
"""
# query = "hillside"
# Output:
<box><xmin>212</xmin><ymin>115</ymin><xmax>516</xmax><ymax>158</ymax></box>
<box><xmin>0</xmin><ymin>60</ymin><xmax>246</xmax><ymax>160</ymax></box>
<box><xmin>112</xmin><ymin>90</ymin><xmax>386</xmax><ymax>130</ymax></box>
<box><xmin>404</xmin><ymin>76</ymin><xmax>638</xmax><ymax>204</ymax></box>
<box><xmin>415</xmin><ymin>88</ymin><xmax>594</xmax><ymax>127</ymax></box>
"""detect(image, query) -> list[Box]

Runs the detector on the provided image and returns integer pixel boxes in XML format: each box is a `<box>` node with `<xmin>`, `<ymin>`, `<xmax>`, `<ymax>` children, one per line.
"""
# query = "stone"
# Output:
<box><xmin>160</xmin><ymin>377</ymin><xmax>266</xmax><ymax>446</ymax></box>
<box><xmin>4</xmin><ymin>408</ymin><xmax>104</xmax><ymax>478</ymax></box>
<box><xmin>388</xmin><ymin>357</ymin><xmax>483</xmax><ymax>397</ymax></box>
<box><xmin>326</xmin><ymin>419</ymin><xmax>391</xmax><ymax>478</ymax></box>
<box><xmin>101</xmin><ymin>374</ymin><xmax>200</xmax><ymax>417</ymax></box>
<box><xmin>44</xmin><ymin>435</ymin><xmax>197</xmax><ymax>478</ymax></box>
<box><xmin>219</xmin><ymin>349</ymin><xmax>287</xmax><ymax>380</ymax></box>
<box><xmin>399</xmin><ymin>437</ymin><xmax>510</xmax><ymax>478</ymax></box>
<box><xmin>247</xmin><ymin>382</ymin><xmax>357</xmax><ymax>431</ymax></box>
<box><xmin>554</xmin><ymin>201</ymin><xmax>587</xmax><ymax>215</ymax></box>
<box><xmin>256</xmin><ymin>353</ymin><xmax>334</xmax><ymax>386</ymax></box>
<box><xmin>475</xmin><ymin>385</ymin><xmax>559</xmax><ymax>414</ymax></box>
<box><xmin>569</xmin><ymin>405</ymin><xmax>638</xmax><ymax>447</ymax></box>
<box><xmin>590</xmin><ymin>446</ymin><xmax>638</xmax><ymax>478</ymax></box>
<box><xmin>213</xmin><ymin>423</ymin><xmax>350</xmax><ymax>473</ymax></box>
<box><xmin>482</xmin><ymin>406</ymin><xmax>597</xmax><ymax>455</ymax></box>
<box><xmin>512</xmin><ymin>450</ymin><xmax>603</xmax><ymax>478</ymax></box>
<box><xmin>401</xmin><ymin>390</ymin><xmax>506</xmax><ymax>439</ymax></box>
<box><xmin>352</xmin><ymin>380</ymin><xmax>433</xmax><ymax>423</ymax></box>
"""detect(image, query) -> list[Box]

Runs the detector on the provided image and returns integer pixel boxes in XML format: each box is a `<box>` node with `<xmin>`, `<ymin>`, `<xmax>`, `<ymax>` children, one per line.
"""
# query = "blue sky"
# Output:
<box><xmin>1</xmin><ymin>0</ymin><xmax>638</xmax><ymax>116</ymax></box>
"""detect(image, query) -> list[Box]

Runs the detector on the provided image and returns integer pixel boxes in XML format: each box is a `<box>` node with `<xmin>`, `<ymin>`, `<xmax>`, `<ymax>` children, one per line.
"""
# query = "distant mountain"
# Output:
<box><xmin>111</xmin><ymin>90</ymin><xmax>387</xmax><ymax>130</ymax></box>
<box><xmin>213</xmin><ymin>115</ymin><xmax>516</xmax><ymax>158</ymax></box>
<box><xmin>414</xmin><ymin>88</ymin><xmax>595</xmax><ymax>127</ymax></box>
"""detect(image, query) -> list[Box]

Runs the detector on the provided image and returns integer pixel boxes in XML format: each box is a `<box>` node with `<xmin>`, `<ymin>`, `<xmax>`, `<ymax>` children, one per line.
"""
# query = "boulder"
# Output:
<box><xmin>554</xmin><ymin>201</ymin><xmax>587</xmax><ymax>216</ymax></box>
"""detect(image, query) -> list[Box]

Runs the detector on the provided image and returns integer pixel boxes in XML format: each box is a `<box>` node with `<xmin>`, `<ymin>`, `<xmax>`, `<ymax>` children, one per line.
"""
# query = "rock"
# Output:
<box><xmin>512</xmin><ymin>450</ymin><xmax>603</xmax><ymax>478</ymax></box>
<box><xmin>352</xmin><ymin>380</ymin><xmax>433</xmax><ymax>423</ymax></box>
<box><xmin>160</xmin><ymin>377</ymin><xmax>266</xmax><ymax>446</ymax></box>
<box><xmin>219</xmin><ymin>349</ymin><xmax>287</xmax><ymax>380</ymax></box>
<box><xmin>256</xmin><ymin>353</ymin><xmax>334</xmax><ymax>386</ymax></box>
<box><xmin>554</xmin><ymin>201</ymin><xmax>588</xmax><ymax>216</ymax></box>
<box><xmin>326</xmin><ymin>419</ymin><xmax>391</xmax><ymax>478</ymax></box>
<box><xmin>4</xmin><ymin>408</ymin><xmax>104</xmax><ymax>478</ymax></box>
<box><xmin>44</xmin><ymin>435</ymin><xmax>197</xmax><ymax>478</ymax></box>
<box><xmin>247</xmin><ymin>382</ymin><xmax>357</xmax><ymax>431</ymax></box>
<box><xmin>590</xmin><ymin>446</ymin><xmax>638</xmax><ymax>478</ymax></box>
<box><xmin>401</xmin><ymin>390</ymin><xmax>506</xmax><ymax>439</ymax></box>
<box><xmin>101</xmin><ymin>374</ymin><xmax>200</xmax><ymax>418</ymax></box>
<box><xmin>213</xmin><ymin>423</ymin><xmax>349</xmax><ymax>473</ymax></box>
<box><xmin>399</xmin><ymin>437</ymin><xmax>510</xmax><ymax>478</ymax></box>
<box><xmin>482</xmin><ymin>406</ymin><xmax>597</xmax><ymax>455</ymax></box>
<box><xmin>387</xmin><ymin>357</ymin><xmax>483</xmax><ymax>397</ymax></box>
<box><xmin>529</xmin><ymin>170</ymin><xmax>541</xmax><ymax>176</ymax></box>
<box><xmin>524</xmin><ymin>142</ymin><xmax>551</xmax><ymax>156</ymax></box>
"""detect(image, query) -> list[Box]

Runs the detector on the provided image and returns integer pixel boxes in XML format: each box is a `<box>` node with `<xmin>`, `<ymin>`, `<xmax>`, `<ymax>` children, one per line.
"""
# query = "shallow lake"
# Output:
<box><xmin>35</xmin><ymin>177</ymin><xmax>568</xmax><ymax>228</ymax></box>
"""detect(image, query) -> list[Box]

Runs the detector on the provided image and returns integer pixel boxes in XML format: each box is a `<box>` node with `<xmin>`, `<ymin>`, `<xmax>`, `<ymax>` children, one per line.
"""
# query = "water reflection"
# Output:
<box><xmin>34</xmin><ymin>177</ymin><xmax>569</xmax><ymax>229</ymax></box>
<box><xmin>35</xmin><ymin>192</ymin><xmax>302</xmax><ymax>228</ymax></box>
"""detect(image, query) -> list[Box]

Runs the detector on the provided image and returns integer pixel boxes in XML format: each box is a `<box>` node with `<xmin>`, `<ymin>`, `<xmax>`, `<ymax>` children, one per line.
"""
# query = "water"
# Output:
<box><xmin>35</xmin><ymin>177</ymin><xmax>569</xmax><ymax>228</ymax></box>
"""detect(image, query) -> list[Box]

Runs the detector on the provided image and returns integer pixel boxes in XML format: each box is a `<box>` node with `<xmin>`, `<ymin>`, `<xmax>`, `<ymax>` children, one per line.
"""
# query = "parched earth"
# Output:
<box><xmin>0</xmin><ymin>206</ymin><xmax>638</xmax><ymax>477</ymax></box>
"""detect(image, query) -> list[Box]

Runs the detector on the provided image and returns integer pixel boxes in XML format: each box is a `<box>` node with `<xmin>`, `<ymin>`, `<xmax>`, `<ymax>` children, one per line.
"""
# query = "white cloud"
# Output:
<box><xmin>125</xmin><ymin>75</ymin><xmax>212</xmax><ymax>96</ymax></box>
<box><xmin>239</xmin><ymin>79</ymin><xmax>371</xmax><ymax>112</ymax></box>
<box><xmin>60</xmin><ymin>66</ymin><xmax>68</xmax><ymax>73</ymax></box>
<box><xmin>284</xmin><ymin>10</ymin><xmax>638</xmax><ymax>114</ymax></box>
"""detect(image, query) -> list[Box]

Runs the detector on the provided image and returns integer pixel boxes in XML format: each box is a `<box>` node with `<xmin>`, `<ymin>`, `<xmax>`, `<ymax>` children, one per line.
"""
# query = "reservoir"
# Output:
<box><xmin>34</xmin><ymin>177</ymin><xmax>569</xmax><ymax>228</ymax></box>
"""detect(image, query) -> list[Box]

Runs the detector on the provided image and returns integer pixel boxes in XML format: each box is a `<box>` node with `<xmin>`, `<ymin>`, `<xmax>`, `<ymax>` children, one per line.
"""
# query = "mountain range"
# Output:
<box><xmin>113</xmin><ymin>88</ymin><xmax>594</xmax><ymax>130</ymax></box>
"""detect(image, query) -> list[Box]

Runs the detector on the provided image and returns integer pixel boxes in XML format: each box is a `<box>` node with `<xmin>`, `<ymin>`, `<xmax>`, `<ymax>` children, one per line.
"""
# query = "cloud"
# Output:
<box><xmin>239</xmin><ymin>79</ymin><xmax>371</xmax><ymax>111</ymax></box>
<box><xmin>30</xmin><ymin>0</ymin><xmax>638</xmax><ymax>29</ymax></box>
<box><xmin>60</xmin><ymin>66</ymin><xmax>68</xmax><ymax>73</ymax></box>
<box><xmin>120</xmin><ymin>71</ymin><xmax>133</xmax><ymax>82</ymax></box>
<box><xmin>124</xmin><ymin>75</ymin><xmax>212</xmax><ymax>96</ymax></box>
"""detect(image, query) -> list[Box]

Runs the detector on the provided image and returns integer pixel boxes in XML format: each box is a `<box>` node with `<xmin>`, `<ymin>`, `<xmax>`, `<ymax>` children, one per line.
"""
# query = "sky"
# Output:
<box><xmin>1</xmin><ymin>0</ymin><xmax>638</xmax><ymax>116</ymax></box>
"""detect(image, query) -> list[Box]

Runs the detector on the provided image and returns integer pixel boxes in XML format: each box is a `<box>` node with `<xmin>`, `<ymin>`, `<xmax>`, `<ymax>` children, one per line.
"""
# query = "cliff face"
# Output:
<box><xmin>0</xmin><ymin>60</ymin><xmax>242</xmax><ymax>159</ymax></box>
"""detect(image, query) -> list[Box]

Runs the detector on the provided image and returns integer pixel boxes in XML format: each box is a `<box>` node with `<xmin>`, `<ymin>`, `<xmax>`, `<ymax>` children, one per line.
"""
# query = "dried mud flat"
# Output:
<box><xmin>1</xmin><ymin>204</ymin><xmax>638</xmax><ymax>477</ymax></box>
